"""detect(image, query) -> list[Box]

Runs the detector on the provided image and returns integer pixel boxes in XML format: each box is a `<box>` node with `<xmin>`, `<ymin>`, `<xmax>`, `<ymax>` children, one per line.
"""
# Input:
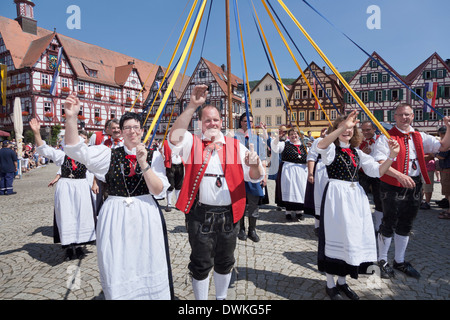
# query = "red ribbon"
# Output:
<box><xmin>341</xmin><ymin>148</ymin><xmax>357</xmax><ymax>167</ymax></box>
<box><xmin>68</xmin><ymin>157</ymin><xmax>77</xmax><ymax>171</ymax></box>
<box><xmin>125</xmin><ymin>155</ymin><xmax>137</xmax><ymax>177</ymax></box>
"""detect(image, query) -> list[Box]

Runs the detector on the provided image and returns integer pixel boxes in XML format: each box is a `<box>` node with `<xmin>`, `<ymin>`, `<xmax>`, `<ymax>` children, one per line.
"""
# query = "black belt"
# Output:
<box><xmin>204</xmin><ymin>173</ymin><xmax>225</xmax><ymax>188</ymax></box>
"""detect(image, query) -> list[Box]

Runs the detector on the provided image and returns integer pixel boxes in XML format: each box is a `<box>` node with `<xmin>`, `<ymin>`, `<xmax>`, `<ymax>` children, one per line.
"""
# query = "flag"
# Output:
<box><xmin>50</xmin><ymin>47</ymin><xmax>63</xmax><ymax>96</ymax></box>
<box><xmin>423</xmin><ymin>82</ymin><xmax>438</xmax><ymax>113</ymax></box>
<box><xmin>0</xmin><ymin>64</ymin><xmax>6</xmax><ymax>107</ymax></box>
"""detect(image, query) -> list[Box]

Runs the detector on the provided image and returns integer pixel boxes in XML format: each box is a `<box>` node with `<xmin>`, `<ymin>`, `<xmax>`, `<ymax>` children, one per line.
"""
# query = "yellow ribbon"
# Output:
<box><xmin>261</xmin><ymin>0</ymin><xmax>332</xmax><ymax>127</ymax></box>
<box><xmin>277</xmin><ymin>0</ymin><xmax>390</xmax><ymax>138</ymax></box>
<box><xmin>143</xmin><ymin>0</ymin><xmax>208</xmax><ymax>144</ymax></box>
<box><xmin>252</xmin><ymin>1</ymin><xmax>308</xmax><ymax>151</ymax></box>
<box><xmin>143</xmin><ymin>0</ymin><xmax>200</xmax><ymax>126</ymax></box>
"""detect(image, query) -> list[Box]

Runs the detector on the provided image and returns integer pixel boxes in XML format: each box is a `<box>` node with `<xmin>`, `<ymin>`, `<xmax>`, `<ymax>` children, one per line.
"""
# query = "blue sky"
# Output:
<box><xmin>2</xmin><ymin>0</ymin><xmax>449</xmax><ymax>81</ymax></box>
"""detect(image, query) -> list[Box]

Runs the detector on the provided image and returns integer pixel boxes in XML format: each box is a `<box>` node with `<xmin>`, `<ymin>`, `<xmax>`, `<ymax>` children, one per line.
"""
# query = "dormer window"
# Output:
<box><xmin>82</xmin><ymin>62</ymin><xmax>98</xmax><ymax>78</ymax></box>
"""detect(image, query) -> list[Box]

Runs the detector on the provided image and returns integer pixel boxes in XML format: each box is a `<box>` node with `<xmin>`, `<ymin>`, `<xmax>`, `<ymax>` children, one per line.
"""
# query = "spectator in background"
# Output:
<box><xmin>420</xmin><ymin>153</ymin><xmax>436</xmax><ymax>210</ymax></box>
<box><xmin>0</xmin><ymin>140</ymin><xmax>18</xmax><ymax>195</ymax></box>
<box><xmin>436</xmin><ymin>126</ymin><xmax>450</xmax><ymax>219</ymax></box>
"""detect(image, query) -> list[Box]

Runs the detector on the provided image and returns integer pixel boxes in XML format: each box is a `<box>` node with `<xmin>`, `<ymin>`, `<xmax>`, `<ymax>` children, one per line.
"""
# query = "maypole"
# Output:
<box><xmin>226</xmin><ymin>0</ymin><xmax>233</xmax><ymax>130</ymax></box>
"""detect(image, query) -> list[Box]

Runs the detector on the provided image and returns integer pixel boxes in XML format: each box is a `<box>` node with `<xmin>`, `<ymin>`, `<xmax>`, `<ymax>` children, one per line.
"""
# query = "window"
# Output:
<box><xmin>44</xmin><ymin>102</ymin><xmax>51</xmax><ymax>112</ymax></box>
<box><xmin>291</xmin><ymin>112</ymin><xmax>296</xmax><ymax>121</ymax></box>
<box><xmin>255</xmin><ymin>116</ymin><xmax>261</xmax><ymax>124</ymax></box>
<box><xmin>255</xmin><ymin>99</ymin><xmax>261</xmax><ymax>108</ymax></box>
<box><xmin>375</xmin><ymin>90</ymin><xmax>383</xmax><ymax>102</ymax></box>
<box><xmin>320</xmin><ymin>111</ymin><xmax>326</xmax><ymax>120</ymax></box>
<box><xmin>42</xmin><ymin>74</ymin><xmax>49</xmax><ymax>85</ymax></box>
<box><xmin>309</xmin><ymin>111</ymin><xmax>315</xmax><ymax>121</ymax></box>
<box><xmin>110</xmin><ymin>109</ymin><xmax>116</xmax><ymax>119</ymax></box>
<box><xmin>429</xmin><ymin>112</ymin><xmax>438</xmax><ymax>121</ymax></box>
<box><xmin>318</xmin><ymin>89</ymin><xmax>323</xmax><ymax>98</ymax></box>
<box><xmin>362</xmin><ymin>91</ymin><xmax>369</xmax><ymax>102</ymax></box>
<box><xmin>360</xmin><ymin>76</ymin><xmax>367</xmax><ymax>84</ymax></box>
<box><xmin>294</xmin><ymin>90</ymin><xmax>300</xmax><ymax>99</ymax></box>
<box><xmin>302</xmin><ymin>90</ymin><xmax>308</xmax><ymax>98</ymax></box>
<box><xmin>78</xmin><ymin>81</ymin><xmax>84</xmax><ymax>92</ymax></box>
<box><xmin>276</xmin><ymin>115</ymin><xmax>282</xmax><ymax>125</ymax></box>
<box><xmin>382</xmin><ymin>74</ymin><xmax>389</xmax><ymax>82</ymax></box>
<box><xmin>423</xmin><ymin>70</ymin><xmax>432</xmax><ymax>80</ymax></box>
<box><xmin>265</xmin><ymin>98</ymin><xmax>272</xmax><ymax>107</ymax></box>
<box><xmin>444</xmin><ymin>86</ymin><xmax>450</xmax><ymax>99</ymax></box>
<box><xmin>326</xmin><ymin>88</ymin><xmax>332</xmax><ymax>98</ymax></box>
<box><xmin>276</xmin><ymin>98</ymin><xmax>282</xmax><ymax>107</ymax></box>
<box><xmin>391</xmin><ymin>89</ymin><xmax>400</xmax><ymax>101</ymax></box>
<box><xmin>370</xmin><ymin>60</ymin><xmax>378</xmax><ymax>68</ymax></box>
<box><xmin>95</xmin><ymin>108</ymin><xmax>100</xmax><ymax>118</ymax></box>
<box><xmin>299</xmin><ymin>111</ymin><xmax>305</xmax><ymax>121</ymax></box>
<box><xmin>437</xmin><ymin>69</ymin><xmax>445</xmax><ymax>78</ymax></box>
<box><xmin>95</xmin><ymin>84</ymin><xmax>100</xmax><ymax>94</ymax></box>
<box><xmin>330</xmin><ymin>110</ymin><xmax>337</xmax><ymax>120</ymax></box>
<box><xmin>414</xmin><ymin>109</ymin><xmax>423</xmax><ymax>121</ymax></box>
<box><xmin>264</xmin><ymin>84</ymin><xmax>272</xmax><ymax>91</ymax></box>
<box><xmin>265</xmin><ymin>116</ymin><xmax>272</xmax><ymax>126</ymax></box>
<box><xmin>61</xmin><ymin>78</ymin><xmax>68</xmax><ymax>88</ymax></box>
<box><xmin>199</xmin><ymin>70</ymin><xmax>207</xmax><ymax>78</ymax></box>
<box><xmin>371</xmin><ymin>73</ymin><xmax>378</xmax><ymax>83</ymax></box>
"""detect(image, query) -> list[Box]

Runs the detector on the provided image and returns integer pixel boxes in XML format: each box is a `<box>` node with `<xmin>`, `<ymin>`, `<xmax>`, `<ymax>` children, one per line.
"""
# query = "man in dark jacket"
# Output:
<box><xmin>0</xmin><ymin>140</ymin><xmax>18</xmax><ymax>195</ymax></box>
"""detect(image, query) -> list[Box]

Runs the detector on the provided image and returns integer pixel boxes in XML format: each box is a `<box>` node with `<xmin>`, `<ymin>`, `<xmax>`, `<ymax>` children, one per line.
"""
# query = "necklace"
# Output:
<box><xmin>120</xmin><ymin>162</ymin><xmax>144</xmax><ymax>206</ymax></box>
<box><xmin>338</xmin><ymin>153</ymin><xmax>358</xmax><ymax>188</ymax></box>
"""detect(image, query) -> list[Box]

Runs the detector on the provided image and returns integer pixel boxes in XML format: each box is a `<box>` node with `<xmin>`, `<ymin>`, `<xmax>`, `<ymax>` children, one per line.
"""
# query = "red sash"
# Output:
<box><xmin>175</xmin><ymin>135</ymin><xmax>246</xmax><ymax>223</ymax></box>
<box><xmin>380</xmin><ymin>127</ymin><xmax>431</xmax><ymax>186</ymax></box>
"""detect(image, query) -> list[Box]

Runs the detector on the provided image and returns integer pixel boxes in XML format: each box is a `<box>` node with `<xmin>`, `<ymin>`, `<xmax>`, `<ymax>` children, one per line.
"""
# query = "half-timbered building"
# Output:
<box><xmin>288</xmin><ymin>62</ymin><xmax>344</xmax><ymax>135</ymax></box>
<box><xmin>405</xmin><ymin>52</ymin><xmax>450</xmax><ymax>133</ymax></box>
<box><xmin>179</xmin><ymin>57</ymin><xmax>245</xmax><ymax>133</ymax></box>
<box><xmin>0</xmin><ymin>0</ymin><xmax>158</xmax><ymax>139</ymax></box>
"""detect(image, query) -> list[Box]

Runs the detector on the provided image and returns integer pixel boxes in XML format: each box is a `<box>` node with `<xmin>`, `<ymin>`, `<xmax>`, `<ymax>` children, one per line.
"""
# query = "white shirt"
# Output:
<box><xmin>373</xmin><ymin>126</ymin><xmax>441</xmax><ymax>177</ymax></box>
<box><xmin>63</xmin><ymin>137</ymin><xmax>169</xmax><ymax>198</ymax></box>
<box><xmin>168</xmin><ymin>131</ymin><xmax>264</xmax><ymax>206</ymax></box>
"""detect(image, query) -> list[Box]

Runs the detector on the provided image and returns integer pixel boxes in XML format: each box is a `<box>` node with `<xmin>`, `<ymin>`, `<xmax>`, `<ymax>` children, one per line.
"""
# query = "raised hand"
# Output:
<box><xmin>189</xmin><ymin>85</ymin><xmax>209</xmax><ymax>108</ymax></box>
<box><xmin>136</xmin><ymin>143</ymin><xmax>148</xmax><ymax>168</ymax></box>
<box><xmin>388</xmin><ymin>138</ymin><xmax>400</xmax><ymax>158</ymax></box>
<box><xmin>29</xmin><ymin>118</ymin><xmax>41</xmax><ymax>134</ymax></box>
<box><xmin>245</xmin><ymin>143</ymin><xmax>260</xmax><ymax>167</ymax></box>
<box><xmin>64</xmin><ymin>93</ymin><xmax>81</xmax><ymax>119</ymax></box>
<box><xmin>339</xmin><ymin>110</ymin><xmax>359</xmax><ymax>130</ymax></box>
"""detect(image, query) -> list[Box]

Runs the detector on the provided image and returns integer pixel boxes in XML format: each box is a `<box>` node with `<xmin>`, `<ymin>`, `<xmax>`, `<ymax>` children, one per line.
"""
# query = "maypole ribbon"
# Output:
<box><xmin>301</xmin><ymin>0</ymin><xmax>443</xmax><ymax>118</ymax></box>
<box><xmin>143</xmin><ymin>0</ymin><xmax>200</xmax><ymax>126</ymax></box>
<box><xmin>277</xmin><ymin>0</ymin><xmax>390</xmax><ymax>138</ymax></box>
<box><xmin>251</xmin><ymin>0</ymin><xmax>308</xmax><ymax>152</ymax></box>
<box><xmin>233</xmin><ymin>0</ymin><xmax>253</xmax><ymax>137</ymax></box>
<box><xmin>266</xmin><ymin>0</ymin><xmax>340</xmax><ymax>115</ymax></box>
<box><xmin>129</xmin><ymin>0</ymin><xmax>192</xmax><ymax>113</ymax></box>
<box><xmin>143</xmin><ymin>0</ymin><xmax>208</xmax><ymax>144</ymax></box>
<box><xmin>261</xmin><ymin>0</ymin><xmax>332</xmax><ymax>127</ymax></box>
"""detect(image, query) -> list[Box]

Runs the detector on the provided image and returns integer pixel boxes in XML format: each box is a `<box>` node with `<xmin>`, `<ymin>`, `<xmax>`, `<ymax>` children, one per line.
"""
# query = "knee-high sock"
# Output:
<box><xmin>377</xmin><ymin>233</ymin><xmax>392</xmax><ymax>262</ymax></box>
<box><xmin>192</xmin><ymin>276</ymin><xmax>210</xmax><ymax>300</ymax></box>
<box><xmin>394</xmin><ymin>233</ymin><xmax>409</xmax><ymax>263</ymax></box>
<box><xmin>214</xmin><ymin>271</ymin><xmax>232</xmax><ymax>300</ymax></box>
<box><xmin>326</xmin><ymin>273</ymin><xmax>335</xmax><ymax>288</ymax></box>
<box><xmin>175</xmin><ymin>189</ymin><xmax>180</xmax><ymax>202</ymax></box>
<box><xmin>166</xmin><ymin>190</ymin><xmax>174</xmax><ymax>206</ymax></box>
<box><xmin>373</xmin><ymin>210</ymin><xmax>383</xmax><ymax>232</ymax></box>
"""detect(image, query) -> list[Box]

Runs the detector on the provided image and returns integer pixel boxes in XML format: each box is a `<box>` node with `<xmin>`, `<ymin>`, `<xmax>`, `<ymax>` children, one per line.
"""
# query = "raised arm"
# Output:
<box><xmin>29</xmin><ymin>118</ymin><xmax>44</xmax><ymax>147</ymax></box>
<box><xmin>169</xmin><ymin>85</ymin><xmax>208</xmax><ymax>146</ymax></box>
<box><xmin>63</xmin><ymin>93</ymin><xmax>82</xmax><ymax>146</ymax></box>
<box><xmin>317</xmin><ymin>110</ymin><xmax>358</xmax><ymax>150</ymax></box>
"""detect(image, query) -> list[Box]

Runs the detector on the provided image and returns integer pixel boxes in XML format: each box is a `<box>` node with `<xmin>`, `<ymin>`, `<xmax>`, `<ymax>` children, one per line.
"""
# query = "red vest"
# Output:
<box><xmin>163</xmin><ymin>140</ymin><xmax>172</xmax><ymax>168</ymax></box>
<box><xmin>94</xmin><ymin>131</ymin><xmax>105</xmax><ymax>145</ymax></box>
<box><xmin>359</xmin><ymin>134</ymin><xmax>380</xmax><ymax>151</ymax></box>
<box><xmin>380</xmin><ymin>127</ymin><xmax>431</xmax><ymax>186</ymax></box>
<box><xmin>175</xmin><ymin>135</ymin><xmax>246</xmax><ymax>223</ymax></box>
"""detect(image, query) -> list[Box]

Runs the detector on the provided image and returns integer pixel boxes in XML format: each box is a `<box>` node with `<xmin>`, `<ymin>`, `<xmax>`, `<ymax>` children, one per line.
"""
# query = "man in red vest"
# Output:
<box><xmin>358</xmin><ymin>121</ymin><xmax>383</xmax><ymax>233</ymax></box>
<box><xmin>169</xmin><ymin>84</ymin><xmax>264</xmax><ymax>300</ymax></box>
<box><xmin>373</xmin><ymin>103</ymin><xmax>450</xmax><ymax>279</ymax></box>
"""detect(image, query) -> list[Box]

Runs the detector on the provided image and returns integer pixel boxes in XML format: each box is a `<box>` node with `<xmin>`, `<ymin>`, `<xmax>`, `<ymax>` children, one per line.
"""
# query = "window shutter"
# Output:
<box><xmin>399</xmin><ymin>89</ymin><xmax>404</xmax><ymax>100</ymax></box>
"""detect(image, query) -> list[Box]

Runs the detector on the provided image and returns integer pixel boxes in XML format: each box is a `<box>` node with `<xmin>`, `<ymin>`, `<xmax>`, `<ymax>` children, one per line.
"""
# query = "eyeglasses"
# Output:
<box><xmin>395</xmin><ymin>113</ymin><xmax>413</xmax><ymax>118</ymax></box>
<box><xmin>122</xmin><ymin>125</ymin><xmax>142</xmax><ymax>132</ymax></box>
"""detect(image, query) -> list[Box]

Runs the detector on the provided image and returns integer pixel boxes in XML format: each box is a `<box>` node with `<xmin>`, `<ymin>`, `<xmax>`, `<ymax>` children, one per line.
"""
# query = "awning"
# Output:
<box><xmin>0</xmin><ymin>130</ymin><xmax>11</xmax><ymax>137</ymax></box>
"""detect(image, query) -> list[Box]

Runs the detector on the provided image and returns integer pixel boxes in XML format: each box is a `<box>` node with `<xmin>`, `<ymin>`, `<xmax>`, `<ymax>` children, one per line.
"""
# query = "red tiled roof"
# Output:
<box><xmin>404</xmin><ymin>52</ymin><xmax>450</xmax><ymax>84</ymax></box>
<box><xmin>0</xmin><ymin>15</ymin><xmax>158</xmax><ymax>91</ymax></box>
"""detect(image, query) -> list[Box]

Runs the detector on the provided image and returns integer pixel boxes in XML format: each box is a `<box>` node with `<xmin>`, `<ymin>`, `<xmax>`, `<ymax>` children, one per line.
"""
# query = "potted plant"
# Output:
<box><xmin>77</xmin><ymin>115</ymin><xmax>86</xmax><ymax>121</ymax></box>
<box><xmin>61</xmin><ymin>87</ymin><xmax>70</xmax><ymax>95</ymax></box>
<box><xmin>95</xmin><ymin>116</ymin><xmax>102</xmax><ymax>123</ymax></box>
<box><xmin>95</xmin><ymin>93</ymin><xmax>103</xmax><ymax>99</ymax></box>
<box><xmin>110</xmin><ymin>95</ymin><xmax>117</xmax><ymax>101</ymax></box>
<box><xmin>41</xmin><ymin>84</ymin><xmax>51</xmax><ymax>91</ymax></box>
<box><xmin>10</xmin><ymin>84</ymin><xmax>17</xmax><ymax>90</ymax></box>
<box><xmin>44</xmin><ymin>111</ymin><xmax>53</xmax><ymax>119</ymax></box>
<box><xmin>17</xmin><ymin>83</ymin><xmax>26</xmax><ymax>89</ymax></box>
<box><xmin>78</xmin><ymin>90</ymin><xmax>86</xmax><ymax>96</ymax></box>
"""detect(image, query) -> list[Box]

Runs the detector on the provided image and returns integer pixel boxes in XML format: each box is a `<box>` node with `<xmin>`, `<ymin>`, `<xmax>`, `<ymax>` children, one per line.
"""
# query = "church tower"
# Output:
<box><xmin>14</xmin><ymin>0</ymin><xmax>37</xmax><ymax>35</ymax></box>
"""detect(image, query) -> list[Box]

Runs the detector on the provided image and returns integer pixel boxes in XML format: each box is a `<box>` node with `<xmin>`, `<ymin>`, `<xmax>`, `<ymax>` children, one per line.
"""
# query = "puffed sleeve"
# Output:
<box><xmin>356</xmin><ymin>149</ymin><xmax>381</xmax><ymax>178</ymax></box>
<box><xmin>270</xmin><ymin>139</ymin><xmax>285</xmax><ymax>154</ymax></box>
<box><xmin>149</xmin><ymin>149</ymin><xmax>170</xmax><ymax>198</ymax></box>
<box><xmin>36</xmin><ymin>142</ymin><xmax>66</xmax><ymax>166</ymax></box>
<box><xmin>316</xmin><ymin>143</ymin><xmax>336</xmax><ymax>166</ymax></box>
<box><xmin>307</xmin><ymin>138</ymin><xmax>321</xmax><ymax>162</ymax></box>
<box><xmin>239</xmin><ymin>143</ymin><xmax>265</xmax><ymax>183</ymax></box>
<box><xmin>62</xmin><ymin>136</ymin><xmax>111</xmax><ymax>182</ymax></box>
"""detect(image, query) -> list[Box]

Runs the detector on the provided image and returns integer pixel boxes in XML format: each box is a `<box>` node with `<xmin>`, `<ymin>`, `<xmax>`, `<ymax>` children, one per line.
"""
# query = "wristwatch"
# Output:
<box><xmin>143</xmin><ymin>164</ymin><xmax>151</xmax><ymax>173</ymax></box>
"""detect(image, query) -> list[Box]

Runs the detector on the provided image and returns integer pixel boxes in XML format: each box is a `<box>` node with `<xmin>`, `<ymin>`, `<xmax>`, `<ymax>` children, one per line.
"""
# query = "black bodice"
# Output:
<box><xmin>61</xmin><ymin>156</ymin><xmax>87</xmax><ymax>179</ymax></box>
<box><xmin>281</xmin><ymin>141</ymin><xmax>308</xmax><ymax>164</ymax></box>
<box><xmin>105</xmin><ymin>147</ymin><xmax>154</xmax><ymax>197</ymax></box>
<box><xmin>326</xmin><ymin>146</ymin><xmax>361</xmax><ymax>182</ymax></box>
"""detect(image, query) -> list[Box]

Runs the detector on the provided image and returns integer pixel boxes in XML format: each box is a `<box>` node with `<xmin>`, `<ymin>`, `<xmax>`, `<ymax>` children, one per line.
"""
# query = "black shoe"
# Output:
<box><xmin>436</xmin><ymin>198</ymin><xmax>448</xmax><ymax>206</ymax></box>
<box><xmin>420</xmin><ymin>202</ymin><xmax>430</xmax><ymax>210</ymax></box>
<box><xmin>438</xmin><ymin>202</ymin><xmax>449</xmax><ymax>208</ymax></box>
<box><xmin>336</xmin><ymin>282</ymin><xmax>360</xmax><ymax>300</ymax></box>
<box><xmin>286</xmin><ymin>213</ymin><xmax>293</xmax><ymax>221</ymax></box>
<box><xmin>237</xmin><ymin>228</ymin><xmax>247</xmax><ymax>241</ymax></box>
<box><xmin>296</xmin><ymin>213</ymin><xmax>305</xmax><ymax>221</ymax></box>
<box><xmin>378</xmin><ymin>260</ymin><xmax>395</xmax><ymax>279</ymax></box>
<box><xmin>165</xmin><ymin>206</ymin><xmax>172</xmax><ymax>212</ymax></box>
<box><xmin>393</xmin><ymin>260</ymin><xmax>421</xmax><ymax>279</ymax></box>
<box><xmin>314</xmin><ymin>227</ymin><xmax>319</xmax><ymax>237</ymax></box>
<box><xmin>65</xmin><ymin>248</ymin><xmax>74</xmax><ymax>261</ymax></box>
<box><xmin>75</xmin><ymin>247</ymin><xmax>86</xmax><ymax>259</ymax></box>
<box><xmin>247</xmin><ymin>229</ymin><xmax>260</xmax><ymax>242</ymax></box>
<box><xmin>325</xmin><ymin>286</ymin><xmax>343</xmax><ymax>300</ymax></box>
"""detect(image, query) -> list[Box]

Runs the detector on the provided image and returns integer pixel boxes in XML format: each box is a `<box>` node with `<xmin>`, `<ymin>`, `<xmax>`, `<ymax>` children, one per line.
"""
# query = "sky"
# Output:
<box><xmin>2</xmin><ymin>0</ymin><xmax>449</xmax><ymax>82</ymax></box>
